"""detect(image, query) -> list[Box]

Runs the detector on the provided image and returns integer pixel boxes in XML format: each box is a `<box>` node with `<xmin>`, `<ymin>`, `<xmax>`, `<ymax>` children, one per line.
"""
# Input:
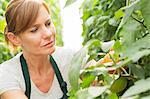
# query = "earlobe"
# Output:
<box><xmin>6</xmin><ymin>32</ymin><xmax>21</xmax><ymax>46</ymax></box>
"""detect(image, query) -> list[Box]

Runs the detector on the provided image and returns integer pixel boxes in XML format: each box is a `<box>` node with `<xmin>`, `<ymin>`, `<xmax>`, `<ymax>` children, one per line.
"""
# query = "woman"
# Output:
<box><xmin>0</xmin><ymin>0</ymin><xmax>74</xmax><ymax>99</ymax></box>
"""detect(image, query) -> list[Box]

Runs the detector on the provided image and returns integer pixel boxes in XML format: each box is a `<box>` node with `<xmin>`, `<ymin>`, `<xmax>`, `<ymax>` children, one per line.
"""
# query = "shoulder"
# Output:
<box><xmin>53</xmin><ymin>46</ymin><xmax>75</xmax><ymax>56</ymax></box>
<box><xmin>52</xmin><ymin>46</ymin><xmax>76</xmax><ymax>65</ymax></box>
<box><xmin>0</xmin><ymin>52</ymin><xmax>24</xmax><ymax>95</ymax></box>
<box><xmin>0</xmin><ymin>52</ymin><xmax>22</xmax><ymax>74</ymax></box>
<box><xmin>1</xmin><ymin>52</ymin><xmax>21</xmax><ymax>67</ymax></box>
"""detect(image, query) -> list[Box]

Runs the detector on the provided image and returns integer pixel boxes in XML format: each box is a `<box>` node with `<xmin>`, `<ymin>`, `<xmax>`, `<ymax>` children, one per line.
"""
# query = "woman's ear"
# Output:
<box><xmin>6</xmin><ymin>32</ymin><xmax>21</xmax><ymax>46</ymax></box>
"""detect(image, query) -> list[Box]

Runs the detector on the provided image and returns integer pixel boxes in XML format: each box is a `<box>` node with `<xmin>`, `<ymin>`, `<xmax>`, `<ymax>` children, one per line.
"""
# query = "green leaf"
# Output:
<box><xmin>68</xmin><ymin>47</ymin><xmax>88</xmax><ymax>91</ymax></box>
<box><xmin>120</xmin><ymin>18</ymin><xmax>141</xmax><ymax>47</ymax></box>
<box><xmin>142</xmin><ymin>96</ymin><xmax>150</xmax><ymax>99</ymax></box>
<box><xmin>113</xmin><ymin>40</ymin><xmax>123</xmax><ymax>54</ymax></box>
<box><xmin>0</xmin><ymin>19</ymin><xmax>6</xmax><ymax>33</ymax></box>
<box><xmin>80</xmin><ymin>73</ymin><xmax>96</xmax><ymax>88</ymax></box>
<box><xmin>141</xmin><ymin>0</ymin><xmax>150</xmax><ymax>33</ymax></box>
<box><xmin>109</xmin><ymin>93</ymin><xmax>118</xmax><ymax>99</ymax></box>
<box><xmin>130</xmin><ymin>64</ymin><xmax>145</xmax><ymax>79</ymax></box>
<box><xmin>76</xmin><ymin>86</ymin><xmax>107</xmax><ymax>99</ymax></box>
<box><xmin>64</xmin><ymin>0</ymin><xmax>77</xmax><ymax>7</ymax></box>
<box><xmin>125</xmin><ymin>34</ymin><xmax>150</xmax><ymax>62</ymax></box>
<box><xmin>0</xmin><ymin>32</ymin><xmax>4</xmax><ymax>42</ymax></box>
<box><xmin>114</xmin><ymin>8</ymin><xmax>125</xmax><ymax>19</ymax></box>
<box><xmin>85</xmin><ymin>16</ymin><xmax>96</xmax><ymax>27</ymax></box>
<box><xmin>110</xmin><ymin>77</ymin><xmax>127</xmax><ymax>93</ymax></box>
<box><xmin>68</xmin><ymin>40</ymin><xmax>101</xmax><ymax>91</ymax></box>
<box><xmin>101</xmin><ymin>40</ymin><xmax>115</xmax><ymax>52</ymax></box>
<box><xmin>109</xmin><ymin>18</ymin><xmax>118</xmax><ymax>27</ymax></box>
<box><xmin>115</xmin><ymin>0</ymin><xmax>140</xmax><ymax>37</ymax></box>
<box><xmin>88</xmin><ymin>86</ymin><xmax>107</xmax><ymax>98</ymax></box>
<box><xmin>122</xmin><ymin>77</ymin><xmax>150</xmax><ymax>98</ymax></box>
<box><xmin>76</xmin><ymin>88</ymin><xmax>90</xmax><ymax>99</ymax></box>
<box><xmin>111</xmin><ymin>34</ymin><xmax>150</xmax><ymax>69</ymax></box>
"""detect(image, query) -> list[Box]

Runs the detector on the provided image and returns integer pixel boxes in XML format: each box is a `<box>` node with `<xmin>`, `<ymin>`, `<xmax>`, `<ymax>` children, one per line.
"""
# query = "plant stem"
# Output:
<box><xmin>121</xmin><ymin>67</ymin><xmax>129</xmax><ymax>75</ymax></box>
<box><xmin>131</xmin><ymin>15</ymin><xmax>147</xmax><ymax>28</ymax></box>
<box><xmin>108</xmin><ymin>53</ymin><xmax>116</xmax><ymax>65</ymax></box>
<box><xmin>126</xmin><ymin>0</ymin><xmax>129</xmax><ymax>6</ymax></box>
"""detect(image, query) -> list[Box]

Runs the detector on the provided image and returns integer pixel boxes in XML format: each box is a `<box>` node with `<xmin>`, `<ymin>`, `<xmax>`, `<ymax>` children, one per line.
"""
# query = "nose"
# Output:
<box><xmin>42</xmin><ymin>26</ymin><xmax>53</xmax><ymax>39</ymax></box>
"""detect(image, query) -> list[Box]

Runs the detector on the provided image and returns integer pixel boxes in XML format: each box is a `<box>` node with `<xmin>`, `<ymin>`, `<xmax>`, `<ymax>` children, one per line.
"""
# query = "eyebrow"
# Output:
<box><xmin>45</xmin><ymin>18</ymin><xmax>51</xmax><ymax>23</ymax></box>
<box><xmin>31</xmin><ymin>17</ymin><xmax>51</xmax><ymax>28</ymax></box>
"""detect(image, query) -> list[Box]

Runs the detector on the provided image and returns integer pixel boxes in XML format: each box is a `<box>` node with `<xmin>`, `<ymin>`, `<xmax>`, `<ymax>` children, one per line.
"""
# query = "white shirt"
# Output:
<box><xmin>0</xmin><ymin>47</ymin><xmax>75</xmax><ymax>99</ymax></box>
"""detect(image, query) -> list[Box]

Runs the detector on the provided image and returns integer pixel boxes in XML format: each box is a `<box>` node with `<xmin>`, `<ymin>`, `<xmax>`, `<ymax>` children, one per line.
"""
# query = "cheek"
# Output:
<box><xmin>21</xmin><ymin>35</ymin><xmax>41</xmax><ymax>47</ymax></box>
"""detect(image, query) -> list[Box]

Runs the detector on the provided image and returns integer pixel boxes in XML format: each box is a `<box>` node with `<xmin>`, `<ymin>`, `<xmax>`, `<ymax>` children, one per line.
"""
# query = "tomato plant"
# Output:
<box><xmin>65</xmin><ymin>0</ymin><xmax>150</xmax><ymax>98</ymax></box>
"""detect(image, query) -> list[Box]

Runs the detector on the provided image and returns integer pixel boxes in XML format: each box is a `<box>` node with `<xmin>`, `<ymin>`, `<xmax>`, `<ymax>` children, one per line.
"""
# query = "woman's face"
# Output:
<box><xmin>18</xmin><ymin>5</ymin><xmax>56</xmax><ymax>55</ymax></box>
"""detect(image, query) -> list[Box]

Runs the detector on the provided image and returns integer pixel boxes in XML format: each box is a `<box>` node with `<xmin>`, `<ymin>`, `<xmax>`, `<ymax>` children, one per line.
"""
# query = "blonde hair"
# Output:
<box><xmin>4</xmin><ymin>0</ymin><xmax>50</xmax><ymax>49</ymax></box>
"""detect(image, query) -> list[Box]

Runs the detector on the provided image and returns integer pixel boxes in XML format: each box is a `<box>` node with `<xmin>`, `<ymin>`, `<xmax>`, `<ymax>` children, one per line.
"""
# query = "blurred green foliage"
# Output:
<box><xmin>0</xmin><ymin>0</ymin><xmax>13</xmax><ymax>63</ymax></box>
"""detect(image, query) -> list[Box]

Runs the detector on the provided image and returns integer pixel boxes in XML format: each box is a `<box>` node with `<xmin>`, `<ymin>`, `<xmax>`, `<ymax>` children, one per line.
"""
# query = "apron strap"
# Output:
<box><xmin>20</xmin><ymin>54</ymin><xmax>31</xmax><ymax>99</ymax></box>
<box><xmin>49</xmin><ymin>56</ymin><xmax>68</xmax><ymax>99</ymax></box>
<box><xmin>20</xmin><ymin>54</ymin><xmax>68</xmax><ymax>99</ymax></box>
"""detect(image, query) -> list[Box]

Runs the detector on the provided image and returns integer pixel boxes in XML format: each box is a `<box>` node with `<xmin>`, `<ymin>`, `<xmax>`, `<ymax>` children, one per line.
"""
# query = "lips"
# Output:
<box><xmin>42</xmin><ymin>39</ymin><xmax>55</xmax><ymax>47</ymax></box>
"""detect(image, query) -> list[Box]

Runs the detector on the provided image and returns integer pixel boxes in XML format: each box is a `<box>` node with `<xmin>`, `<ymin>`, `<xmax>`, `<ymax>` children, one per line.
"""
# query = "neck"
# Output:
<box><xmin>22</xmin><ymin>51</ymin><xmax>51</xmax><ymax>75</ymax></box>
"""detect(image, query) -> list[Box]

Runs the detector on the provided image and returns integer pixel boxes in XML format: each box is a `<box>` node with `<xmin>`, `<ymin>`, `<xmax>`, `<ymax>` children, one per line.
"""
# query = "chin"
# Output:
<box><xmin>48</xmin><ymin>46</ymin><xmax>55</xmax><ymax>55</ymax></box>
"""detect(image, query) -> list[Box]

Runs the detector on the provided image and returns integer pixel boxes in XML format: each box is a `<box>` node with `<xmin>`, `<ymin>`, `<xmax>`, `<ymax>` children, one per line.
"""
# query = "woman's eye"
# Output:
<box><xmin>30</xmin><ymin>27</ymin><xmax>38</xmax><ymax>32</ymax></box>
<box><xmin>46</xmin><ymin>21</ymin><xmax>51</xmax><ymax>27</ymax></box>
